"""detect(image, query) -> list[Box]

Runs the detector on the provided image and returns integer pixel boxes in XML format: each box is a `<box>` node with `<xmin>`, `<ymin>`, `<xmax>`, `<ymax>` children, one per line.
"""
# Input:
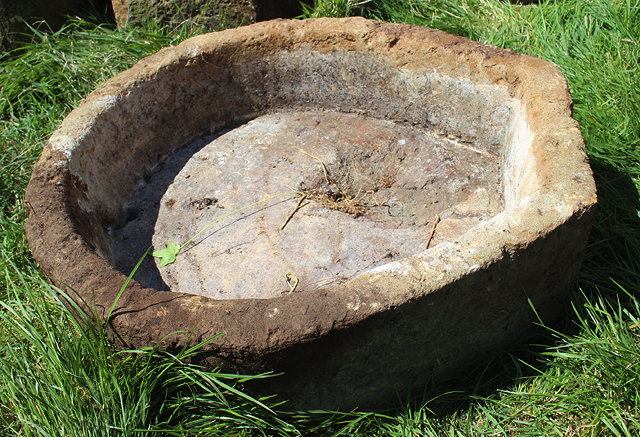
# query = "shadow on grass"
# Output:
<box><xmin>376</xmin><ymin>156</ymin><xmax>640</xmax><ymax>420</ymax></box>
<box><xmin>578</xmin><ymin>157</ymin><xmax>640</xmax><ymax>302</ymax></box>
<box><xmin>278</xmin><ymin>156</ymin><xmax>640</xmax><ymax>431</ymax></box>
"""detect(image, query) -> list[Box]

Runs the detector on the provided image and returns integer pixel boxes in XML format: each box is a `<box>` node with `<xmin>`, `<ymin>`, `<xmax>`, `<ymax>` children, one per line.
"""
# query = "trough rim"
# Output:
<box><xmin>25</xmin><ymin>17</ymin><xmax>597</xmax><ymax>363</ymax></box>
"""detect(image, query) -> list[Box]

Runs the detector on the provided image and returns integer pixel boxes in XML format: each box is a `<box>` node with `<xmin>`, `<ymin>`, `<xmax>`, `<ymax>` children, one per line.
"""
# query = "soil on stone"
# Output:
<box><xmin>111</xmin><ymin>110</ymin><xmax>503</xmax><ymax>299</ymax></box>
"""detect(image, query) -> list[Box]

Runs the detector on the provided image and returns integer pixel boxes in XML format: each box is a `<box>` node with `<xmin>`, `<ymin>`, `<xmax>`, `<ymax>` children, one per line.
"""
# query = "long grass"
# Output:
<box><xmin>0</xmin><ymin>266</ymin><xmax>298</xmax><ymax>436</ymax></box>
<box><xmin>301</xmin><ymin>0</ymin><xmax>640</xmax><ymax>434</ymax></box>
<box><xmin>0</xmin><ymin>18</ymin><xmax>297</xmax><ymax>436</ymax></box>
<box><xmin>1</xmin><ymin>1</ymin><xmax>639</xmax><ymax>435</ymax></box>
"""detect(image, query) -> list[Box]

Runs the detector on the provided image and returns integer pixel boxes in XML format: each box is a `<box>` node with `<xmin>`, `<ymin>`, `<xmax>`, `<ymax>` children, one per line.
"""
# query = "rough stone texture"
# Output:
<box><xmin>111</xmin><ymin>0</ymin><xmax>300</xmax><ymax>29</ymax></box>
<box><xmin>113</xmin><ymin>110</ymin><xmax>503</xmax><ymax>298</ymax></box>
<box><xmin>25</xmin><ymin>18</ymin><xmax>597</xmax><ymax>410</ymax></box>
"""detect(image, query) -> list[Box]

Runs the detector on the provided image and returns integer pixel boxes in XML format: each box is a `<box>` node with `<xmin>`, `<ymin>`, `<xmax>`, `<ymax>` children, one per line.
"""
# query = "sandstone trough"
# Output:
<box><xmin>26</xmin><ymin>18</ymin><xmax>597</xmax><ymax>409</ymax></box>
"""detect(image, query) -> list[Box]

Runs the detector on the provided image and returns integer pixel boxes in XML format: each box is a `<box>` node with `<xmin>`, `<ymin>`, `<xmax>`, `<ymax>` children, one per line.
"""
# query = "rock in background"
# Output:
<box><xmin>0</xmin><ymin>2</ymin><xmax>8</xmax><ymax>49</ymax></box>
<box><xmin>0</xmin><ymin>0</ymin><xmax>109</xmax><ymax>49</ymax></box>
<box><xmin>0</xmin><ymin>0</ymin><xmax>299</xmax><ymax>49</ymax></box>
<box><xmin>111</xmin><ymin>0</ymin><xmax>301</xmax><ymax>30</ymax></box>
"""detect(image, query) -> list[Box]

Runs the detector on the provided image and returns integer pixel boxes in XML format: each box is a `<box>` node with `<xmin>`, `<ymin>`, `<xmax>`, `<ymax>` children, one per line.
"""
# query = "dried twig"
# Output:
<box><xmin>425</xmin><ymin>215</ymin><xmax>440</xmax><ymax>249</ymax></box>
<box><xmin>285</xmin><ymin>273</ymin><xmax>299</xmax><ymax>293</ymax></box>
<box><xmin>364</xmin><ymin>189</ymin><xmax>386</xmax><ymax>207</ymax></box>
<box><xmin>280</xmin><ymin>194</ymin><xmax>308</xmax><ymax>231</ymax></box>
<box><xmin>297</xmin><ymin>148</ymin><xmax>330</xmax><ymax>184</ymax></box>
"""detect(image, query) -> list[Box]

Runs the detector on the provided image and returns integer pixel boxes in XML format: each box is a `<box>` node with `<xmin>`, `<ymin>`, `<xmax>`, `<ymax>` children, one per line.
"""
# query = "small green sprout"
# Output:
<box><xmin>152</xmin><ymin>241</ymin><xmax>181</xmax><ymax>267</ymax></box>
<box><xmin>152</xmin><ymin>190</ymin><xmax>297</xmax><ymax>267</ymax></box>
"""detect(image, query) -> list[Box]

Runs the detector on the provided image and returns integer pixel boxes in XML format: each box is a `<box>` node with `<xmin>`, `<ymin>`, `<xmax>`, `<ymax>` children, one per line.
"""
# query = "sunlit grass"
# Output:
<box><xmin>1</xmin><ymin>1</ymin><xmax>639</xmax><ymax>434</ymax></box>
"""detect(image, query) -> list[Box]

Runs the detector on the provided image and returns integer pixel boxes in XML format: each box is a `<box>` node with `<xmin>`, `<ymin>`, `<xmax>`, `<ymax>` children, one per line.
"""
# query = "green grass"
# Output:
<box><xmin>1</xmin><ymin>1</ymin><xmax>639</xmax><ymax>435</ymax></box>
<box><xmin>0</xmin><ymin>273</ymin><xmax>299</xmax><ymax>436</ymax></box>
<box><xmin>0</xmin><ymin>19</ymin><xmax>301</xmax><ymax>436</ymax></box>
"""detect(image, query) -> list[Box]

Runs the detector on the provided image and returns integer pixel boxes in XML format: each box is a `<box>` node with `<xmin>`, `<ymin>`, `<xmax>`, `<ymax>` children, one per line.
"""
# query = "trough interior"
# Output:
<box><xmin>64</xmin><ymin>47</ymin><xmax>534</xmax><ymax>299</ymax></box>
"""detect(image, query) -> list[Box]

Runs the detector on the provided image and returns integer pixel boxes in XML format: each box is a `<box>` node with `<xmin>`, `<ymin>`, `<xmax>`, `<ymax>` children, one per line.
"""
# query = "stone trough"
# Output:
<box><xmin>25</xmin><ymin>18</ymin><xmax>597</xmax><ymax>409</ymax></box>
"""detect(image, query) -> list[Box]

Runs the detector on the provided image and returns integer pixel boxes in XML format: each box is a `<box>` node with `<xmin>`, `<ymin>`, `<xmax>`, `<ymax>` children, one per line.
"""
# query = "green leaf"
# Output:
<box><xmin>152</xmin><ymin>241</ymin><xmax>181</xmax><ymax>267</ymax></box>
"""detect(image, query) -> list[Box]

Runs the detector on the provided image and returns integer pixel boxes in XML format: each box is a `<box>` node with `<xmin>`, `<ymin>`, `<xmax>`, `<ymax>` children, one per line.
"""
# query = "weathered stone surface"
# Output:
<box><xmin>113</xmin><ymin>110</ymin><xmax>504</xmax><ymax>298</ymax></box>
<box><xmin>111</xmin><ymin>0</ymin><xmax>300</xmax><ymax>29</ymax></box>
<box><xmin>25</xmin><ymin>18</ymin><xmax>597</xmax><ymax>409</ymax></box>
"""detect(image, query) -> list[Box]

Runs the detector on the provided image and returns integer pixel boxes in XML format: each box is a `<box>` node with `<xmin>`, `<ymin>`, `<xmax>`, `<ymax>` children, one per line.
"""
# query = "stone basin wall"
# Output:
<box><xmin>55</xmin><ymin>24</ymin><xmax>516</xmax><ymax>245</ymax></box>
<box><xmin>26</xmin><ymin>18</ymin><xmax>597</xmax><ymax>409</ymax></box>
